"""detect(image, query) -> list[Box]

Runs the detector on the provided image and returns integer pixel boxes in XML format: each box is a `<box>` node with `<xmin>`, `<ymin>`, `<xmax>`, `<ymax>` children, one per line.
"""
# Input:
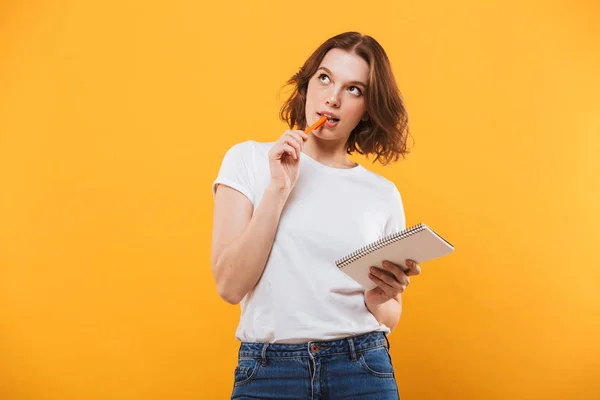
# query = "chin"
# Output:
<box><xmin>313</xmin><ymin>127</ymin><xmax>347</xmax><ymax>141</ymax></box>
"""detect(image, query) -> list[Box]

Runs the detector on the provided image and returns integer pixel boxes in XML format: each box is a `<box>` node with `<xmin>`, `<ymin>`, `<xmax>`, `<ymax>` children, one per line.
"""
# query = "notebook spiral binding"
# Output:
<box><xmin>335</xmin><ymin>223</ymin><xmax>425</xmax><ymax>269</ymax></box>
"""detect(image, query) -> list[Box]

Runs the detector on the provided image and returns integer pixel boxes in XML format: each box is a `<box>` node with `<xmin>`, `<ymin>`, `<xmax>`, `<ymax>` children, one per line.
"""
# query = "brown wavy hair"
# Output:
<box><xmin>279</xmin><ymin>32</ymin><xmax>411</xmax><ymax>165</ymax></box>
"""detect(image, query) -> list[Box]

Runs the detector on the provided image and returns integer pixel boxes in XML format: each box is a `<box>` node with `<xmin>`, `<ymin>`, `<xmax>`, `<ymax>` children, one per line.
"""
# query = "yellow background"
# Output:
<box><xmin>1</xmin><ymin>0</ymin><xmax>599</xmax><ymax>399</ymax></box>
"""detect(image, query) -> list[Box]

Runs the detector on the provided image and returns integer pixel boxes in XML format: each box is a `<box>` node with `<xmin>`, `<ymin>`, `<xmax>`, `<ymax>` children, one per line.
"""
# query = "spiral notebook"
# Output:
<box><xmin>335</xmin><ymin>223</ymin><xmax>454</xmax><ymax>290</ymax></box>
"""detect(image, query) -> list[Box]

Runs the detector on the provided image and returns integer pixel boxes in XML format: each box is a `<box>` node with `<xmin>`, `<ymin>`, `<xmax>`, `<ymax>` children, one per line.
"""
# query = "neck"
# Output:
<box><xmin>302</xmin><ymin>134</ymin><xmax>357</xmax><ymax>169</ymax></box>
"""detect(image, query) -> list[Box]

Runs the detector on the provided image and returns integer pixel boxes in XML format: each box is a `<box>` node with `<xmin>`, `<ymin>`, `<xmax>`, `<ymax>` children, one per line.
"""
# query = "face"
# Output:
<box><xmin>305</xmin><ymin>48</ymin><xmax>369</xmax><ymax>141</ymax></box>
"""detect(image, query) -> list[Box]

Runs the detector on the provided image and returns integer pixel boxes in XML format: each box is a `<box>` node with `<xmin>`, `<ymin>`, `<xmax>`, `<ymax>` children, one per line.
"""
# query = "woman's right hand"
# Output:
<box><xmin>268</xmin><ymin>130</ymin><xmax>308</xmax><ymax>194</ymax></box>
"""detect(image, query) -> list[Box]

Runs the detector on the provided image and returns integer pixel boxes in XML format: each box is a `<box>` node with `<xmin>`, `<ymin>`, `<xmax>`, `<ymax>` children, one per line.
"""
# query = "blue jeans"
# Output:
<box><xmin>230</xmin><ymin>331</ymin><xmax>400</xmax><ymax>399</ymax></box>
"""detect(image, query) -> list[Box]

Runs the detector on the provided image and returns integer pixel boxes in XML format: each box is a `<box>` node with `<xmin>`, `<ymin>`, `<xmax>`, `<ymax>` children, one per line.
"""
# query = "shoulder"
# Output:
<box><xmin>358</xmin><ymin>167</ymin><xmax>402</xmax><ymax>198</ymax></box>
<box><xmin>224</xmin><ymin>140</ymin><xmax>275</xmax><ymax>157</ymax></box>
<box><xmin>221</xmin><ymin>140</ymin><xmax>275</xmax><ymax>164</ymax></box>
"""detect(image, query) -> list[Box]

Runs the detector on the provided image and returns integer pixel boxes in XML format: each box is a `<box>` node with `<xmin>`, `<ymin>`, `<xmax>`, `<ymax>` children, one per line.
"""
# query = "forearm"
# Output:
<box><xmin>365</xmin><ymin>296</ymin><xmax>403</xmax><ymax>331</ymax></box>
<box><xmin>215</xmin><ymin>185</ymin><xmax>289</xmax><ymax>304</ymax></box>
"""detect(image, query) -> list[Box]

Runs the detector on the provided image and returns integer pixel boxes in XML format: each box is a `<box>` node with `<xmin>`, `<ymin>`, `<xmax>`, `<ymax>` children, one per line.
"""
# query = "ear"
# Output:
<box><xmin>361</xmin><ymin>114</ymin><xmax>369</xmax><ymax>122</ymax></box>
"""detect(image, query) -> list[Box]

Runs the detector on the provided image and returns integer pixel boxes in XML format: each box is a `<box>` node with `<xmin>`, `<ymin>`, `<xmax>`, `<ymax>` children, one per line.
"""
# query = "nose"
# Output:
<box><xmin>325</xmin><ymin>91</ymin><xmax>340</xmax><ymax>108</ymax></box>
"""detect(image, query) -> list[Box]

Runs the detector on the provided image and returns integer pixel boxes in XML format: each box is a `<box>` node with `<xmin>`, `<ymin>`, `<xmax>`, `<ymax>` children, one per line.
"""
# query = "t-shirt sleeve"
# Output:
<box><xmin>212</xmin><ymin>141</ymin><xmax>256</xmax><ymax>205</ymax></box>
<box><xmin>382</xmin><ymin>184</ymin><xmax>406</xmax><ymax>237</ymax></box>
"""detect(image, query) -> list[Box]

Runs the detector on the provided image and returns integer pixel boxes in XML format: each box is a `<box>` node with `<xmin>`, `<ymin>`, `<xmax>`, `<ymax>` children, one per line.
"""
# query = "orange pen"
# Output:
<box><xmin>305</xmin><ymin>115</ymin><xmax>328</xmax><ymax>134</ymax></box>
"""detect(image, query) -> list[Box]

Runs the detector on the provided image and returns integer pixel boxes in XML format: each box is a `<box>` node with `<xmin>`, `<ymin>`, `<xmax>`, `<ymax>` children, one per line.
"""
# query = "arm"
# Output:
<box><xmin>365</xmin><ymin>294</ymin><xmax>402</xmax><ymax>331</ymax></box>
<box><xmin>365</xmin><ymin>260</ymin><xmax>421</xmax><ymax>331</ymax></box>
<box><xmin>211</xmin><ymin>131</ymin><xmax>307</xmax><ymax>305</ymax></box>
<box><xmin>211</xmin><ymin>183</ymin><xmax>289</xmax><ymax>305</ymax></box>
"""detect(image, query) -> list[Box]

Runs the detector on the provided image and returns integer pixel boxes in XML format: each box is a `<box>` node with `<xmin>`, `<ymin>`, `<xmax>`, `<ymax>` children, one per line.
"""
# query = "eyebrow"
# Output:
<box><xmin>317</xmin><ymin>66</ymin><xmax>366</xmax><ymax>88</ymax></box>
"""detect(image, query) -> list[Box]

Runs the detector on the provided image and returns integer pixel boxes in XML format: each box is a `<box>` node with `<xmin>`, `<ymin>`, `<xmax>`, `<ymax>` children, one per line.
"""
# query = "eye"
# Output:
<box><xmin>318</xmin><ymin>73</ymin><xmax>330</xmax><ymax>84</ymax></box>
<box><xmin>348</xmin><ymin>86</ymin><xmax>363</xmax><ymax>96</ymax></box>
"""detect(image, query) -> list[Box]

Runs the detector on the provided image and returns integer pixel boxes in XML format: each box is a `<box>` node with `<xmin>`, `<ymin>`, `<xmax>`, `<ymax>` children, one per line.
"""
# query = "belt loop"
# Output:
<box><xmin>347</xmin><ymin>337</ymin><xmax>357</xmax><ymax>362</ymax></box>
<box><xmin>384</xmin><ymin>333</ymin><xmax>391</xmax><ymax>350</ymax></box>
<box><xmin>261</xmin><ymin>343</ymin><xmax>269</xmax><ymax>366</ymax></box>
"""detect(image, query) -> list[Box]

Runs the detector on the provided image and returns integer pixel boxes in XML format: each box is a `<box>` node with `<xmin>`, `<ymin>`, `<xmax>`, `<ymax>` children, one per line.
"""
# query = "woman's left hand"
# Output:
<box><xmin>365</xmin><ymin>259</ymin><xmax>421</xmax><ymax>305</ymax></box>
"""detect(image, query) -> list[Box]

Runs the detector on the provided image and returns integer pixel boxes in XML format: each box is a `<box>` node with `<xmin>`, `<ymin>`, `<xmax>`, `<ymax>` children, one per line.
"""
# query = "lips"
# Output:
<box><xmin>324</xmin><ymin>119</ymin><xmax>338</xmax><ymax>128</ymax></box>
<box><xmin>316</xmin><ymin>113</ymin><xmax>339</xmax><ymax>128</ymax></box>
<box><xmin>317</xmin><ymin>111</ymin><xmax>340</xmax><ymax>122</ymax></box>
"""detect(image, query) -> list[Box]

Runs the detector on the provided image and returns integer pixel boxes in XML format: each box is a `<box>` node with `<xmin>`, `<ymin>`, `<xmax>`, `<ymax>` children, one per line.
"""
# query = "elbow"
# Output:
<box><xmin>212</xmin><ymin>254</ymin><xmax>249</xmax><ymax>305</ymax></box>
<box><xmin>388</xmin><ymin>317</ymin><xmax>400</xmax><ymax>332</ymax></box>
<box><xmin>385</xmin><ymin>299</ymin><xmax>402</xmax><ymax>332</ymax></box>
<box><xmin>383</xmin><ymin>315</ymin><xmax>401</xmax><ymax>332</ymax></box>
<box><xmin>391</xmin><ymin>302</ymin><xmax>403</xmax><ymax>331</ymax></box>
<box><xmin>213</xmin><ymin>265</ymin><xmax>244</xmax><ymax>305</ymax></box>
<box><xmin>217</xmin><ymin>284</ymin><xmax>243</xmax><ymax>305</ymax></box>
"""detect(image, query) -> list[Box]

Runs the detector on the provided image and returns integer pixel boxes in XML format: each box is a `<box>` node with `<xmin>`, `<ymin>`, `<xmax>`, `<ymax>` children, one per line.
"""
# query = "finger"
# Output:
<box><xmin>381</xmin><ymin>261</ymin><xmax>409</xmax><ymax>283</ymax></box>
<box><xmin>381</xmin><ymin>261</ymin><xmax>413</xmax><ymax>290</ymax></box>
<box><xmin>368</xmin><ymin>270</ymin><xmax>398</xmax><ymax>297</ymax></box>
<box><xmin>404</xmin><ymin>259</ymin><xmax>421</xmax><ymax>276</ymax></box>
<box><xmin>292</xmin><ymin>130</ymin><xmax>309</xmax><ymax>142</ymax></box>
<box><xmin>298</xmin><ymin>130</ymin><xmax>309</xmax><ymax>141</ymax></box>
<box><xmin>284</xmin><ymin>136</ymin><xmax>302</xmax><ymax>157</ymax></box>
<box><xmin>286</xmin><ymin>131</ymin><xmax>304</xmax><ymax>150</ymax></box>
<box><xmin>281</xmin><ymin>144</ymin><xmax>297</xmax><ymax>160</ymax></box>
<box><xmin>370</xmin><ymin>267</ymin><xmax>400</xmax><ymax>290</ymax></box>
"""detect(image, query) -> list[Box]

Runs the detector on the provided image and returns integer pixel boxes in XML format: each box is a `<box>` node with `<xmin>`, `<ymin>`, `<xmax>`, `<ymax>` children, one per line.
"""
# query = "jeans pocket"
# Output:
<box><xmin>359</xmin><ymin>347</ymin><xmax>395</xmax><ymax>378</ymax></box>
<box><xmin>233</xmin><ymin>357</ymin><xmax>259</xmax><ymax>387</ymax></box>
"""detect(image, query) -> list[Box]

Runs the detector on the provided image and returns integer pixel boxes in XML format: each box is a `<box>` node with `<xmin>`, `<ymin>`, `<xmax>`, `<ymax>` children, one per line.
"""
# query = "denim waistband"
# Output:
<box><xmin>238</xmin><ymin>331</ymin><xmax>390</xmax><ymax>361</ymax></box>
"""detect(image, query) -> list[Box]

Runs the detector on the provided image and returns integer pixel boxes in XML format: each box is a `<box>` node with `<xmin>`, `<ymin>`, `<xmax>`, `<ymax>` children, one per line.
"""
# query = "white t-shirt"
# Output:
<box><xmin>212</xmin><ymin>140</ymin><xmax>406</xmax><ymax>344</ymax></box>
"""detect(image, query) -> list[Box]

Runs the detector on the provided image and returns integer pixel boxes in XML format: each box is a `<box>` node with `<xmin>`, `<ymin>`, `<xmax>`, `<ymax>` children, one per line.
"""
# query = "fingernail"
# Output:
<box><xmin>370</xmin><ymin>267</ymin><xmax>376</xmax><ymax>273</ymax></box>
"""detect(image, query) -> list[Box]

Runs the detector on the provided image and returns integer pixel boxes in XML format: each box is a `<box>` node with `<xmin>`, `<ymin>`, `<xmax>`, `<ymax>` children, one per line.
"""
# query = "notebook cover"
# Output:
<box><xmin>335</xmin><ymin>224</ymin><xmax>454</xmax><ymax>290</ymax></box>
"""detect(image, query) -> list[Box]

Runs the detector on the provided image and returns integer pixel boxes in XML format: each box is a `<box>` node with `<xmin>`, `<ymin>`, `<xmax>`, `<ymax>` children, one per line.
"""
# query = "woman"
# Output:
<box><xmin>212</xmin><ymin>31</ymin><xmax>421</xmax><ymax>399</ymax></box>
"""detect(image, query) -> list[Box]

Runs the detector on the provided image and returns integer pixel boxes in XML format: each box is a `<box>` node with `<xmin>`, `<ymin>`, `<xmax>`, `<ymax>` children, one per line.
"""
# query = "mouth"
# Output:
<box><xmin>316</xmin><ymin>112</ymin><xmax>340</xmax><ymax>128</ymax></box>
<box><xmin>317</xmin><ymin>112</ymin><xmax>340</xmax><ymax>122</ymax></box>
